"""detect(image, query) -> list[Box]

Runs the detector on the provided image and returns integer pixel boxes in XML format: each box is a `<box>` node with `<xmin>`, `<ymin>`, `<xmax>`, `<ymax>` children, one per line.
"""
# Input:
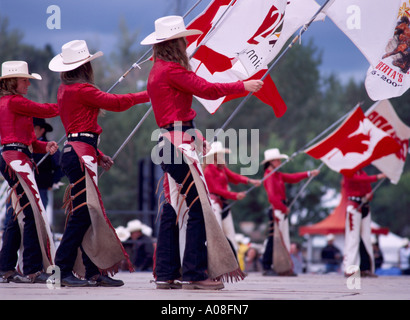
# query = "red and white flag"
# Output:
<box><xmin>365</xmin><ymin>100</ymin><xmax>410</xmax><ymax>184</ymax></box>
<box><xmin>365</xmin><ymin>1</ymin><xmax>410</xmax><ymax>100</ymax></box>
<box><xmin>305</xmin><ymin>106</ymin><xmax>401</xmax><ymax>177</ymax></box>
<box><xmin>324</xmin><ymin>0</ymin><xmax>407</xmax><ymax>100</ymax></box>
<box><xmin>185</xmin><ymin>0</ymin><xmax>324</xmax><ymax>117</ymax></box>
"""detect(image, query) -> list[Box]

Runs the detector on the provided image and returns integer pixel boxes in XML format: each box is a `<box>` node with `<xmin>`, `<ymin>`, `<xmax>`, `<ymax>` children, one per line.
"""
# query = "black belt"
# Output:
<box><xmin>161</xmin><ymin>120</ymin><xmax>195</xmax><ymax>131</ymax></box>
<box><xmin>2</xmin><ymin>143</ymin><xmax>32</xmax><ymax>157</ymax></box>
<box><xmin>348</xmin><ymin>196</ymin><xmax>365</xmax><ymax>204</ymax></box>
<box><xmin>348</xmin><ymin>196</ymin><xmax>370</xmax><ymax>217</ymax></box>
<box><xmin>67</xmin><ymin>132</ymin><xmax>98</xmax><ymax>139</ymax></box>
<box><xmin>67</xmin><ymin>132</ymin><xmax>99</xmax><ymax>149</ymax></box>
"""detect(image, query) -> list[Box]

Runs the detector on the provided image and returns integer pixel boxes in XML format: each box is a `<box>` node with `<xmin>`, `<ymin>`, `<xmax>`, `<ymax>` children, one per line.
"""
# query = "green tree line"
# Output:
<box><xmin>1</xmin><ymin>15</ymin><xmax>409</xmax><ymax>241</ymax></box>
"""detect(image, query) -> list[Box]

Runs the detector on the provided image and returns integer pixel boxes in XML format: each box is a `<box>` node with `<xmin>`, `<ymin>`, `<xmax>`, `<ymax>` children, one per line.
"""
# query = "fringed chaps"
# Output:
<box><xmin>160</xmin><ymin>131</ymin><xmax>245</xmax><ymax>283</ymax></box>
<box><xmin>1</xmin><ymin>150</ymin><xmax>55</xmax><ymax>272</ymax></box>
<box><xmin>64</xmin><ymin>142</ymin><xmax>133</xmax><ymax>278</ymax></box>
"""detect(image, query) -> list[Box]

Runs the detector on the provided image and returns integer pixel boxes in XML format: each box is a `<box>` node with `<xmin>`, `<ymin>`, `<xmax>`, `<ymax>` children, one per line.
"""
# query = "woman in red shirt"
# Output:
<box><xmin>261</xmin><ymin>148</ymin><xmax>319</xmax><ymax>276</ymax></box>
<box><xmin>204</xmin><ymin>141</ymin><xmax>260</xmax><ymax>255</ymax></box>
<box><xmin>48</xmin><ymin>40</ymin><xmax>150</xmax><ymax>287</ymax></box>
<box><xmin>0</xmin><ymin>61</ymin><xmax>58</xmax><ymax>283</ymax></box>
<box><xmin>141</xmin><ymin>16</ymin><xmax>263</xmax><ymax>290</ymax></box>
<box><xmin>342</xmin><ymin>168</ymin><xmax>386</xmax><ymax>277</ymax></box>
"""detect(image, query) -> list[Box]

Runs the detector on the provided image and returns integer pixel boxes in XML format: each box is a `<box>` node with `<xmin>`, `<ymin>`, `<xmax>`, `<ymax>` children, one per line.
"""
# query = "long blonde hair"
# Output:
<box><xmin>153</xmin><ymin>38</ymin><xmax>191</xmax><ymax>70</ymax></box>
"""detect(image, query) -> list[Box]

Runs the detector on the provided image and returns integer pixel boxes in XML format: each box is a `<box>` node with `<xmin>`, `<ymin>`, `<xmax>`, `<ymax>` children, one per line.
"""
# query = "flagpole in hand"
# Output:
<box><xmin>288</xmin><ymin>162</ymin><xmax>325</xmax><ymax>211</ymax></box>
<box><xmin>35</xmin><ymin>134</ymin><xmax>66</xmax><ymax>167</ymax></box>
<box><xmin>357</xmin><ymin>177</ymin><xmax>387</xmax><ymax>211</ymax></box>
<box><xmin>219</xmin><ymin>101</ymin><xmax>359</xmax><ymax>214</ymax></box>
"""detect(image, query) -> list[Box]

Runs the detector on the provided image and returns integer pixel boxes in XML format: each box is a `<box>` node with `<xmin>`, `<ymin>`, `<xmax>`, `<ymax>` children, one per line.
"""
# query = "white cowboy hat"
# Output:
<box><xmin>126</xmin><ymin>219</ymin><xmax>143</xmax><ymax>233</ymax></box>
<box><xmin>204</xmin><ymin>141</ymin><xmax>231</xmax><ymax>164</ymax></box>
<box><xmin>0</xmin><ymin>61</ymin><xmax>42</xmax><ymax>80</ymax></box>
<box><xmin>115</xmin><ymin>226</ymin><xmax>130</xmax><ymax>242</ymax></box>
<box><xmin>261</xmin><ymin>148</ymin><xmax>289</xmax><ymax>165</ymax></box>
<box><xmin>235</xmin><ymin>233</ymin><xmax>250</xmax><ymax>245</ymax></box>
<box><xmin>141</xmin><ymin>224</ymin><xmax>153</xmax><ymax>237</ymax></box>
<box><xmin>48</xmin><ymin>40</ymin><xmax>103</xmax><ymax>72</ymax></box>
<box><xmin>141</xmin><ymin>15</ymin><xmax>202</xmax><ymax>45</ymax></box>
<box><xmin>205</xmin><ymin>141</ymin><xmax>231</xmax><ymax>158</ymax></box>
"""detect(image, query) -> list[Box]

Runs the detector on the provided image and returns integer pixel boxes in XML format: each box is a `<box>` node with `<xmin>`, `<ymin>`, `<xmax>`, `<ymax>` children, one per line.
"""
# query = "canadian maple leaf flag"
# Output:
<box><xmin>365</xmin><ymin>100</ymin><xmax>410</xmax><ymax>184</ymax></box>
<box><xmin>185</xmin><ymin>0</ymin><xmax>324</xmax><ymax>117</ymax></box>
<box><xmin>305</xmin><ymin>106</ymin><xmax>401</xmax><ymax>177</ymax></box>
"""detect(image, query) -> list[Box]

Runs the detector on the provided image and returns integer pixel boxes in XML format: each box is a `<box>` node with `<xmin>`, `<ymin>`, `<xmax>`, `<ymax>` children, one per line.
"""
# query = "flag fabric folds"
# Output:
<box><xmin>365</xmin><ymin>100</ymin><xmax>410</xmax><ymax>184</ymax></box>
<box><xmin>365</xmin><ymin>1</ymin><xmax>410</xmax><ymax>100</ymax></box>
<box><xmin>305</xmin><ymin>106</ymin><xmax>401</xmax><ymax>178</ymax></box>
<box><xmin>325</xmin><ymin>0</ymin><xmax>401</xmax><ymax>68</ymax></box>
<box><xmin>185</xmin><ymin>0</ymin><xmax>324</xmax><ymax>117</ymax></box>
<box><xmin>324</xmin><ymin>0</ymin><xmax>410</xmax><ymax>100</ymax></box>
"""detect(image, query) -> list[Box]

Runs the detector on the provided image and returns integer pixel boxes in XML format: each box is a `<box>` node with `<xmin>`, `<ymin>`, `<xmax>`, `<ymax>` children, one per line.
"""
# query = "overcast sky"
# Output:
<box><xmin>0</xmin><ymin>0</ymin><xmax>369</xmax><ymax>83</ymax></box>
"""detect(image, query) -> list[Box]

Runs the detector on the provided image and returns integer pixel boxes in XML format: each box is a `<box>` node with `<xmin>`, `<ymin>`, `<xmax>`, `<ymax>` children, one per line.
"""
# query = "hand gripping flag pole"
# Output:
<box><xmin>219</xmin><ymin>100</ymin><xmax>359</xmax><ymax>215</ymax></box>
<box><xmin>287</xmin><ymin>162</ymin><xmax>325</xmax><ymax>211</ymax></box>
<box><xmin>356</xmin><ymin>177</ymin><xmax>387</xmax><ymax>212</ymax></box>
<box><xmin>35</xmin><ymin>133</ymin><xmax>68</xmax><ymax>168</ymax></box>
<box><xmin>212</xmin><ymin>0</ymin><xmax>336</xmax><ymax>141</ymax></box>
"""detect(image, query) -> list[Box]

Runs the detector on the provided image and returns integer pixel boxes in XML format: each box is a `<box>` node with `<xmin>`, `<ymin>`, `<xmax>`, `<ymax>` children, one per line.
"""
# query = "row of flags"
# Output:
<box><xmin>186</xmin><ymin>0</ymin><xmax>409</xmax><ymax>109</ymax></box>
<box><xmin>184</xmin><ymin>0</ymin><xmax>410</xmax><ymax>184</ymax></box>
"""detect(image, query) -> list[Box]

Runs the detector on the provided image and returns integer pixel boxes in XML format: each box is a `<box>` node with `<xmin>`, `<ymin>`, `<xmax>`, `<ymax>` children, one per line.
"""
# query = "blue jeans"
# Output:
<box><xmin>155</xmin><ymin>135</ymin><xmax>207</xmax><ymax>282</ymax></box>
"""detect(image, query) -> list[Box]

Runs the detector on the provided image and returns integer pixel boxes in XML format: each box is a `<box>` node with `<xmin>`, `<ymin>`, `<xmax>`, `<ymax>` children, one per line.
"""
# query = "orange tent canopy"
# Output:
<box><xmin>299</xmin><ymin>183</ymin><xmax>389</xmax><ymax>236</ymax></box>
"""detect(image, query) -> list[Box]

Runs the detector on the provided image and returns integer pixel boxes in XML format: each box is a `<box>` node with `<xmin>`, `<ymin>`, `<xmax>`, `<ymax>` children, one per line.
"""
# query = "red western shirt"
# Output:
<box><xmin>204</xmin><ymin>164</ymin><xmax>249</xmax><ymax>200</ymax></box>
<box><xmin>0</xmin><ymin>95</ymin><xmax>58</xmax><ymax>153</ymax></box>
<box><xmin>342</xmin><ymin>170</ymin><xmax>378</xmax><ymax>198</ymax></box>
<box><xmin>263</xmin><ymin>169</ymin><xmax>309</xmax><ymax>213</ymax></box>
<box><xmin>57</xmin><ymin>83</ymin><xmax>149</xmax><ymax>135</ymax></box>
<box><xmin>147</xmin><ymin>59</ymin><xmax>245</xmax><ymax>128</ymax></box>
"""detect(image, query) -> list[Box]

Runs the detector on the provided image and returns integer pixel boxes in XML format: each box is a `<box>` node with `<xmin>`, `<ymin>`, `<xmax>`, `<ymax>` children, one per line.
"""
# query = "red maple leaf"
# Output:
<box><xmin>337</xmin><ymin>133</ymin><xmax>371</xmax><ymax>156</ymax></box>
<box><xmin>193</xmin><ymin>45</ymin><xmax>234</xmax><ymax>74</ymax></box>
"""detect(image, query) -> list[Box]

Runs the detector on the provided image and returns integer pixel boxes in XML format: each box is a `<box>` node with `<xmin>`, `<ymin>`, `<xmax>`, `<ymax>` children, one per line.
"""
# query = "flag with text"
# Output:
<box><xmin>305</xmin><ymin>106</ymin><xmax>401</xmax><ymax>177</ymax></box>
<box><xmin>365</xmin><ymin>100</ymin><xmax>410</xmax><ymax>183</ymax></box>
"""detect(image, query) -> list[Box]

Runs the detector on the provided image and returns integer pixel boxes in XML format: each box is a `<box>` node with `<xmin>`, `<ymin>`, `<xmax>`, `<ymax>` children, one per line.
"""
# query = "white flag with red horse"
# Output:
<box><xmin>365</xmin><ymin>100</ymin><xmax>410</xmax><ymax>184</ymax></box>
<box><xmin>365</xmin><ymin>1</ymin><xmax>410</xmax><ymax>100</ymax></box>
<box><xmin>324</xmin><ymin>0</ymin><xmax>408</xmax><ymax>100</ymax></box>
<box><xmin>305</xmin><ymin>106</ymin><xmax>401</xmax><ymax>178</ymax></box>
<box><xmin>185</xmin><ymin>0</ymin><xmax>325</xmax><ymax>117</ymax></box>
